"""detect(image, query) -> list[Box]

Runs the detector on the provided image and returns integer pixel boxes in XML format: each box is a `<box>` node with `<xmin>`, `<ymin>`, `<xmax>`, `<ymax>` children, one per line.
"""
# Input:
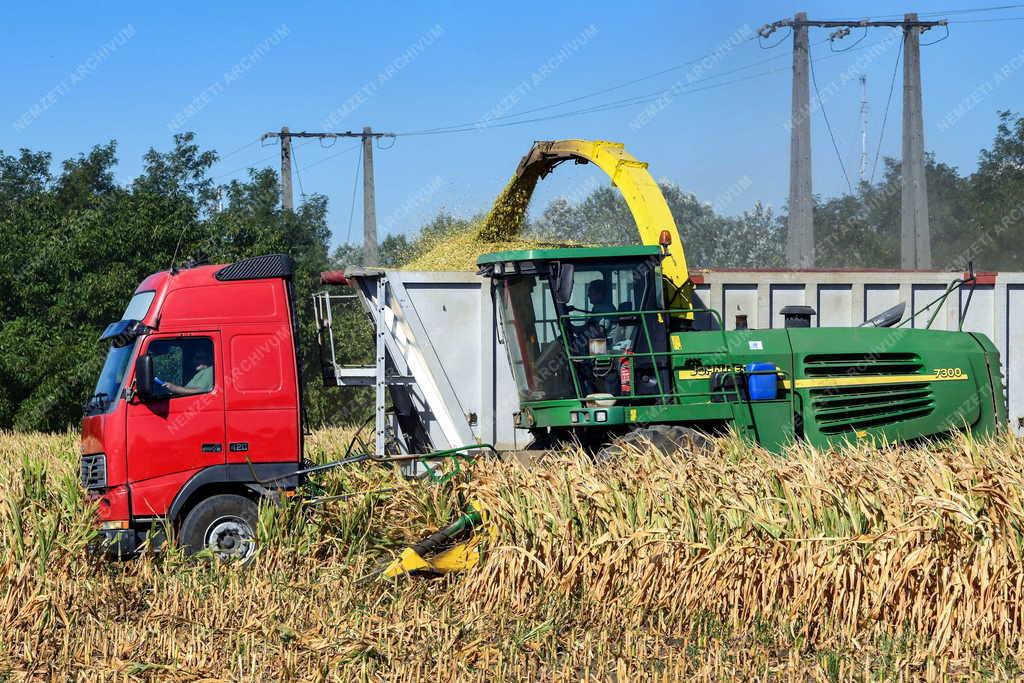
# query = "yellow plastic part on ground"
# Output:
<box><xmin>381</xmin><ymin>502</ymin><xmax>496</xmax><ymax>579</ymax></box>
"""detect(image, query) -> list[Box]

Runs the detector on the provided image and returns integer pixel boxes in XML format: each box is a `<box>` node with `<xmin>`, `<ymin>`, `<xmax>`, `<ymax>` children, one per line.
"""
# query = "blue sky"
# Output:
<box><xmin>3</xmin><ymin>1</ymin><xmax>1023</xmax><ymax>248</ymax></box>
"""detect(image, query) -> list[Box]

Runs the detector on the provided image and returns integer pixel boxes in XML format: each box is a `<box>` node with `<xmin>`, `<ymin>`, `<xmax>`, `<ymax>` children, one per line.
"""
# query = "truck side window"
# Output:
<box><xmin>148</xmin><ymin>338</ymin><xmax>215</xmax><ymax>397</ymax></box>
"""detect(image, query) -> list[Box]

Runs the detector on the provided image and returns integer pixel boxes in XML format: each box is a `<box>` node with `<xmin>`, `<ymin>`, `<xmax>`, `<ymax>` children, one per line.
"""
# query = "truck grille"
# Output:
<box><xmin>80</xmin><ymin>453</ymin><xmax>107</xmax><ymax>490</ymax></box>
<box><xmin>803</xmin><ymin>353</ymin><xmax>934</xmax><ymax>434</ymax></box>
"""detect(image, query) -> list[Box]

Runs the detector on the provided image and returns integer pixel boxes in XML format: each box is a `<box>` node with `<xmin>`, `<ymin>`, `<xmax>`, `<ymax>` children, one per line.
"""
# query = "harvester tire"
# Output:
<box><xmin>596</xmin><ymin>425</ymin><xmax>711</xmax><ymax>462</ymax></box>
<box><xmin>179</xmin><ymin>494</ymin><xmax>259</xmax><ymax>563</ymax></box>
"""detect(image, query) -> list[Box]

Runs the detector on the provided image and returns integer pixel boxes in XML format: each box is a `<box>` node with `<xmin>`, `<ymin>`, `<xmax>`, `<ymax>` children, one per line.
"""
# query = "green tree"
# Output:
<box><xmin>526</xmin><ymin>182</ymin><xmax>785</xmax><ymax>269</ymax></box>
<box><xmin>0</xmin><ymin>134</ymin><xmax>332</xmax><ymax>431</ymax></box>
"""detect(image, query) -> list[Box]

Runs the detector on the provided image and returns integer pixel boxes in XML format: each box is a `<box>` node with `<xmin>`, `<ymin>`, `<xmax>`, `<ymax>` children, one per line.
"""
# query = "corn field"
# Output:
<box><xmin>2</xmin><ymin>428</ymin><xmax>1024</xmax><ymax>680</ymax></box>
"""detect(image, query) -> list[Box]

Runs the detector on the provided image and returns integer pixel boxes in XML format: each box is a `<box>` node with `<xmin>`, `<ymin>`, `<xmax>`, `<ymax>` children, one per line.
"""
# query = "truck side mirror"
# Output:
<box><xmin>135</xmin><ymin>354</ymin><xmax>155</xmax><ymax>400</ymax></box>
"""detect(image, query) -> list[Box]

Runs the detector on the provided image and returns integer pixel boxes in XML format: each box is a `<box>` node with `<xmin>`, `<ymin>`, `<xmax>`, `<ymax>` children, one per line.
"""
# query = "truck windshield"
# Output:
<box><xmin>84</xmin><ymin>291</ymin><xmax>154</xmax><ymax>415</ymax></box>
<box><xmin>86</xmin><ymin>341</ymin><xmax>136</xmax><ymax>415</ymax></box>
<box><xmin>495</xmin><ymin>258</ymin><xmax>660</xmax><ymax>402</ymax></box>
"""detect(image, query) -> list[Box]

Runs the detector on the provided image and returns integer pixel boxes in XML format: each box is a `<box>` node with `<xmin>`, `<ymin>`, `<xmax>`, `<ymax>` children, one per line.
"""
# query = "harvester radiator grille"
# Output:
<box><xmin>810</xmin><ymin>383</ymin><xmax>934</xmax><ymax>434</ymax></box>
<box><xmin>803</xmin><ymin>352</ymin><xmax>923</xmax><ymax>376</ymax></box>
<box><xmin>80</xmin><ymin>453</ymin><xmax>107</xmax><ymax>490</ymax></box>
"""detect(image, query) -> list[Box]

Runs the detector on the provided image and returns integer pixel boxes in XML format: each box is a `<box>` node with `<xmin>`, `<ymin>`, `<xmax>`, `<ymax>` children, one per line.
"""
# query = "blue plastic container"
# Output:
<box><xmin>745</xmin><ymin>362</ymin><xmax>779</xmax><ymax>401</ymax></box>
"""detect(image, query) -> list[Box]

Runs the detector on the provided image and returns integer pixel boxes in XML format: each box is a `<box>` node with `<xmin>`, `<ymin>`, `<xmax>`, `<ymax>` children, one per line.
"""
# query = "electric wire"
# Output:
<box><xmin>758</xmin><ymin>26</ymin><xmax>792</xmax><ymax>49</ymax></box>
<box><xmin>948</xmin><ymin>15</ymin><xmax>1024</xmax><ymax>21</ymax></box>
<box><xmin>829</xmin><ymin>26</ymin><xmax>869</xmax><ymax>52</ymax></box>
<box><xmin>920</xmin><ymin>23</ymin><xmax>951</xmax><ymax>45</ymax></box>
<box><xmin>211</xmin><ymin>153</ymin><xmax>277</xmax><ymax>181</ymax></box>
<box><xmin>345</xmin><ymin>144</ymin><xmax>362</xmax><ymax>244</ymax></box>
<box><xmin>918</xmin><ymin>3</ymin><xmax>1024</xmax><ymax>16</ymax></box>
<box><xmin>808</xmin><ymin>49</ymin><xmax>853</xmax><ymax>193</ymax></box>
<box><xmin>395</xmin><ymin>64</ymin><xmax>793</xmax><ymax>136</ymax></box>
<box><xmin>395</xmin><ymin>36</ymin><xmax>888</xmax><ymax>138</ymax></box>
<box><xmin>852</xmin><ymin>4</ymin><xmax>1024</xmax><ymax>19</ymax></box>
<box><xmin>870</xmin><ymin>33</ymin><xmax>904</xmax><ymax>185</ymax></box>
<box><xmin>300</xmin><ymin>141</ymin><xmax>361</xmax><ymax>172</ymax></box>
<box><xmin>219</xmin><ymin>136</ymin><xmax>263</xmax><ymax>162</ymax></box>
<box><xmin>210</xmin><ymin>24</ymin><xmax>935</xmax><ymax>183</ymax></box>
<box><xmin>205</xmin><ymin>10</ymin><xmax>1014</xmax><ymax>182</ymax></box>
<box><xmin>292</xmin><ymin>144</ymin><xmax>306</xmax><ymax>199</ymax></box>
<box><xmin>402</xmin><ymin>34</ymin><xmax>819</xmax><ymax>137</ymax></box>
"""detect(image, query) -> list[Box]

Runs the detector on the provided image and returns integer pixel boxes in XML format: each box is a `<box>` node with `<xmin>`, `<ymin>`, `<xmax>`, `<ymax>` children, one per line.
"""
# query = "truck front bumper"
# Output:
<box><xmin>89</xmin><ymin>526</ymin><xmax>142</xmax><ymax>560</ymax></box>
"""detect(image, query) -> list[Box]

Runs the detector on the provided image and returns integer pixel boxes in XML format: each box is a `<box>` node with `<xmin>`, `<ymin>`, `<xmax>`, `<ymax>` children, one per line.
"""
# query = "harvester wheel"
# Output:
<box><xmin>179</xmin><ymin>494</ymin><xmax>258</xmax><ymax>563</ymax></box>
<box><xmin>596</xmin><ymin>425</ymin><xmax>712</xmax><ymax>462</ymax></box>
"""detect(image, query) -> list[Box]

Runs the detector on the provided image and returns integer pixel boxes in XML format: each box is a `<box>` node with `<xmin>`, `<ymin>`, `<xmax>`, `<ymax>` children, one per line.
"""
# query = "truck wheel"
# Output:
<box><xmin>596</xmin><ymin>425</ymin><xmax>711</xmax><ymax>462</ymax></box>
<box><xmin>178</xmin><ymin>494</ymin><xmax>258</xmax><ymax>562</ymax></box>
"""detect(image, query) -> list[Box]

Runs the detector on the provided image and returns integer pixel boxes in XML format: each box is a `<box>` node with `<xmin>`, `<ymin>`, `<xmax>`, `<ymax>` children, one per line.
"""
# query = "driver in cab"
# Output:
<box><xmin>155</xmin><ymin>350</ymin><xmax>214</xmax><ymax>396</ymax></box>
<box><xmin>587</xmin><ymin>280</ymin><xmax>615</xmax><ymax>331</ymax></box>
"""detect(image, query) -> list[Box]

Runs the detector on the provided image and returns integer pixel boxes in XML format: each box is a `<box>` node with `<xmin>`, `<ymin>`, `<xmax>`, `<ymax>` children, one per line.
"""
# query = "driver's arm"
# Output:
<box><xmin>155</xmin><ymin>377</ymin><xmax>207</xmax><ymax>396</ymax></box>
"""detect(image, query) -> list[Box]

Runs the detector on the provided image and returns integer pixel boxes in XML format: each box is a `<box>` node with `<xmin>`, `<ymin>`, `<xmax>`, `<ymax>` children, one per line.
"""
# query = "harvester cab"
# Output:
<box><xmin>477</xmin><ymin>246</ymin><xmax>670</xmax><ymax>405</ymax></box>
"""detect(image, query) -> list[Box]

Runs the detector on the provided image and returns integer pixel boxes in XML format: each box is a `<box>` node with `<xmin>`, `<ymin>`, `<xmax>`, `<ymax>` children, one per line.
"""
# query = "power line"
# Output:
<box><xmin>919</xmin><ymin>3</ymin><xmax>1024</xmax><ymax>15</ymax></box>
<box><xmin>211</xmin><ymin>141</ymin><xmax>359</xmax><ymax>183</ymax></box>
<box><xmin>398</xmin><ymin>34</ymin><xmax>897</xmax><ymax>137</ymax></box>
<box><xmin>758</xmin><ymin>26</ymin><xmax>792</xmax><ymax>49</ymax></box>
<box><xmin>405</xmin><ymin>36</ymin><xmax>829</xmax><ymax>137</ymax></box>
<box><xmin>828</xmin><ymin>26</ymin><xmax>870</xmax><ymax>52</ymax></box>
<box><xmin>211</xmin><ymin>154</ymin><xmax>277</xmax><ymax>181</ymax></box>
<box><xmin>863</xmin><ymin>3</ymin><xmax>1024</xmax><ymax>19</ymax></box>
<box><xmin>345</xmin><ymin>145</ymin><xmax>362</xmax><ymax>244</ymax></box>
<box><xmin>920</xmin><ymin>24</ymin><xmax>951</xmax><ymax>45</ymax></box>
<box><xmin>809</xmin><ymin>50</ymin><xmax>853</xmax><ymax>194</ymax></box>
<box><xmin>302</xmin><ymin>141</ymin><xmax>361</xmax><ymax>172</ymax></box>
<box><xmin>218</xmin><ymin>136</ymin><xmax>262</xmax><ymax>162</ymax></box>
<box><xmin>292</xmin><ymin>143</ymin><xmax>306</xmax><ymax>199</ymax></box>
<box><xmin>948</xmin><ymin>15</ymin><xmax>1024</xmax><ymax>21</ymax></box>
<box><xmin>394</xmin><ymin>65</ymin><xmax>791</xmax><ymax>136</ymax></box>
<box><xmin>871</xmin><ymin>33</ymin><xmax>904</xmax><ymax>184</ymax></box>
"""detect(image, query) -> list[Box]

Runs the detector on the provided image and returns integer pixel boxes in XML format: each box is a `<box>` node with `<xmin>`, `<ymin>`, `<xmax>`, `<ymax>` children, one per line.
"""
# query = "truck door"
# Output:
<box><xmin>126</xmin><ymin>333</ymin><xmax>225</xmax><ymax>516</ymax></box>
<box><xmin>222</xmin><ymin>323</ymin><xmax>300</xmax><ymax>467</ymax></box>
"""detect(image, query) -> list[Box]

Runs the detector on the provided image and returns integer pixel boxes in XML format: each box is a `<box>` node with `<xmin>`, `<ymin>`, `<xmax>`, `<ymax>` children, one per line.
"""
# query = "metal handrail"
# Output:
<box><xmin>896</xmin><ymin>267</ymin><xmax>978</xmax><ymax>331</ymax></box>
<box><xmin>553</xmin><ymin>307</ymin><xmax>730</xmax><ymax>402</ymax></box>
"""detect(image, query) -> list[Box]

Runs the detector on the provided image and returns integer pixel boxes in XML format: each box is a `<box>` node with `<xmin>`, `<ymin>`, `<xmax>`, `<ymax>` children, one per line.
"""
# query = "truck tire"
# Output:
<box><xmin>596</xmin><ymin>425</ymin><xmax>711</xmax><ymax>463</ymax></box>
<box><xmin>178</xmin><ymin>494</ymin><xmax>258</xmax><ymax>562</ymax></box>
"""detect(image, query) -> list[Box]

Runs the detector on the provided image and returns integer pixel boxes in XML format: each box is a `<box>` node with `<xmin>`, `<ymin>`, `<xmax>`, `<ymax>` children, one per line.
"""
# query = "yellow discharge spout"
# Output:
<box><xmin>479</xmin><ymin>139</ymin><xmax>690</xmax><ymax>292</ymax></box>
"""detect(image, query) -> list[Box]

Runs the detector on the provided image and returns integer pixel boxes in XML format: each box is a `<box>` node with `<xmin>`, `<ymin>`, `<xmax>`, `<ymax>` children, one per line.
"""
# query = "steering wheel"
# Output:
<box><xmin>563</xmin><ymin>304</ymin><xmax>591</xmax><ymax>330</ymax></box>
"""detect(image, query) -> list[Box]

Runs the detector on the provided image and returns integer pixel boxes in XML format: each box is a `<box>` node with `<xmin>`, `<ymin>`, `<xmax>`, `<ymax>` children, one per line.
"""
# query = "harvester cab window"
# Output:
<box><xmin>147</xmin><ymin>338</ymin><xmax>215</xmax><ymax>397</ymax></box>
<box><xmin>494</xmin><ymin>257</ymin><xmax>669</xmax><ymax>403</ymax></box>
<box><xmin>557</xmin><ymin>260</ymin><xmax>668</xmax><ymax>399</ymax></box>
<box><xmin>497</xmin><ymin>276</ymin><xmax>574</xmax><ymax>402</ymax></box>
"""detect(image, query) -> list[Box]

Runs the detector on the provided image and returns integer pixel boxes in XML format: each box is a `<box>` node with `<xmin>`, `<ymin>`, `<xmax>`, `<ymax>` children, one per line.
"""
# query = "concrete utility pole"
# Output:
<box><xmin>760</xmin><ymin>13</ymin><xmax>946</xmax><ymax>271</ymax></box>
<box><xmin>859</xmin><ymin>75</ymin><xmax>869</xmax><ymax>185</ymax></box>
<box><xmin>362</xmin><ymin>126</ymin><xmax>378</xmax><ymax>267</ymax></box>
<box><xmin>260</xmin><ymin>127</ymin><xmax>395</xmax><ymax>263</ymax></box>
<box><xmin>279</xmin><ymin>126</ymin><xmax>293</xmax><ymax>211</ymax></box>
<box><xmin>787</xmin><ymin>11</ymin><xmax>814</xmax><ymax>268</ymax></box>
<box><xmin>901</xmin><ymin>13</ymin><xmax>931</xmax><ymax>269</ymax></box>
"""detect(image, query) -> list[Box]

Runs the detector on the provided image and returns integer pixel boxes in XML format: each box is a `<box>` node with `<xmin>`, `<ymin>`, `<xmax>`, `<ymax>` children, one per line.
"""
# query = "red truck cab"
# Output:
<box><xmin>80</xmin><ymin>254</ymin><xmax>304</xmax><ymax>559</ymax></box>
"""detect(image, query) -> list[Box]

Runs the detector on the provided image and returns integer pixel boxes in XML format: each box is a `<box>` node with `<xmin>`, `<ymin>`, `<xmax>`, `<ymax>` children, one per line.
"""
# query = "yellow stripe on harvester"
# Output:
<box><xmin>783</xmin><ymin>373</ymin><xmax>969</xmax><ymax>389</ymax></box>
<box><xmin>676</xmin><ymin>369</ymin><xmax>970</xmax><ymax>389</ymax></box>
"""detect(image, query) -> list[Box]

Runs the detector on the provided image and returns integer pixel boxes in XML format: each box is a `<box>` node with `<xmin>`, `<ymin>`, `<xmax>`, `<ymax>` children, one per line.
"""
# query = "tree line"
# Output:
<box><xmin>2</xmin><ymin>113</ymin><xmax>1021</xmax><ymax>431</ymax></box>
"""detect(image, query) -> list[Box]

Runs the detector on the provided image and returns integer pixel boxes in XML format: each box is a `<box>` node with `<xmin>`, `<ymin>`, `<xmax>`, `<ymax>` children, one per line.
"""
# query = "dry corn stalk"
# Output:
<box><xmin>2</xmin><ymin>428</ymin><xmax>1024</xmax><ymax>680</ymax></box>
